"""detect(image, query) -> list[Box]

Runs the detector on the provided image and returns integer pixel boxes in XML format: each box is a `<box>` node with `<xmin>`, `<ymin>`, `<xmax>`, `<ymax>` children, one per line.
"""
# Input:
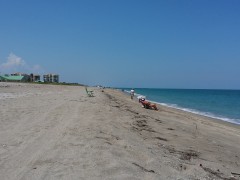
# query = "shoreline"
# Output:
<box><xmin>154</xmin><ymin>101</ymin><xmax>240</xmax><ymax>126</ymax></box>
<box><xmin>122</xmin><ymin>89</ymin><xmax>240</xmax><ymax>126</ymax></box>
<box><xmin>1</xmin><ymin>83</ymin><xmax>240</xmax><ymax>179</ymax></box>
<box><xmin>120</xmin><ymin>88</ymin><xmax>240</xmax><ymax>131</ymax></box>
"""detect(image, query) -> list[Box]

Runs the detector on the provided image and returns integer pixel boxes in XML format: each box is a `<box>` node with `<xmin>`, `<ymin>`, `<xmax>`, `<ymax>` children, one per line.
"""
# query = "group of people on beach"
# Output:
<box><xmin>130</xmin><ymin>89</ymin><xmax>158</xmax><ymax>111</ymax></box>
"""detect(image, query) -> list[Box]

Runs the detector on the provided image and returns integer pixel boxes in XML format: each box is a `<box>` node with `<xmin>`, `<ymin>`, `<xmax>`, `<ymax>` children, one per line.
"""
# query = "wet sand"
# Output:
<box><xmin>0</xmin><ymin>82</ymin><xmax>240</xmax><ymax>180</ymax></box>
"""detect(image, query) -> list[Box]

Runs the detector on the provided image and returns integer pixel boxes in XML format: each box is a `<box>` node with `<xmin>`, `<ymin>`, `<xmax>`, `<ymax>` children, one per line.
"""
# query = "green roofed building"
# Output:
<box><xmin>0</xmin><ymin>75</ymin><xmax>29</xmax><ymax>82</ymax></box>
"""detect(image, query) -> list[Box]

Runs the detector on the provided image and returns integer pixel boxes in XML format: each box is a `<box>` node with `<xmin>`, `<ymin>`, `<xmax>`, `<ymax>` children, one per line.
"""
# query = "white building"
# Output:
<box><xmin>43</xmin><ymin>74</ymin><xmax>59</xmax><ymax>83</ymax></box>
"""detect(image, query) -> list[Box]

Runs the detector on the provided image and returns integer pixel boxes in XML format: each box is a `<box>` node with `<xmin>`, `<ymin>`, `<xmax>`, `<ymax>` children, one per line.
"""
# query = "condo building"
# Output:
<box><xmin>43</xmin><ymin>74</ymin><xmax>59</xmax><ymax>83</ymax></box>
<box><xmin>30</xmin><ymin>74</ymin><xmax>41</xmax><ymax>82</ymax></box>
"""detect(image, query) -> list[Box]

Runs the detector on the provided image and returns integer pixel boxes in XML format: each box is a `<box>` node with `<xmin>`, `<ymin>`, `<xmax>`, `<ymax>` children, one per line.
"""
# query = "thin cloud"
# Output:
<box><xmin>1</xmin><ymin>53</ymin><xmax>25</xmax><ymax>68</ymax></box>
<box><xmin>32</xmin><ymin>64</ymin><xmax>42</xmax><ymax>72</ymax></box>
<box><xmin>0</xmin><ymin>53</ymin><xmax>43</xmax><ymax>74</ymax></box>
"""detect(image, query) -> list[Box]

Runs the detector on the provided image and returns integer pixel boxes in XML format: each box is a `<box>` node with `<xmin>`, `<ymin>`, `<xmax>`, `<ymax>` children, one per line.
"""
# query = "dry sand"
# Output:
<box><xmin>0</xmin><ymin>82</ymin><xmax>240</xmax><ymax>180</ymax></box>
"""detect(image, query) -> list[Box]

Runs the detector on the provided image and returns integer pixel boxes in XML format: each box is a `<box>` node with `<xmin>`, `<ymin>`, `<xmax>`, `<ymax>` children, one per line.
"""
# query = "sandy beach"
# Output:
<box><xmin>0</xmin><ymin>82</ymin><xmax>239</xmax><ymax>180</ymax></box>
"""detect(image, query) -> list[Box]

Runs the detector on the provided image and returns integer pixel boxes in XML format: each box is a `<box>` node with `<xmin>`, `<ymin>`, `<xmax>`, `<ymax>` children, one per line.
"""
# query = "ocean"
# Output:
<box><xmin>122</xmin><ymin>88</ymin><xmax>240</xmax><ymax>125</ymax></box>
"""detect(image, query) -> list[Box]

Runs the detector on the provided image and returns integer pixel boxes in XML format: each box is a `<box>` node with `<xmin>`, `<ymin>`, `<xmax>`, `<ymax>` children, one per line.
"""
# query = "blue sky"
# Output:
<box><xmin>0</xmin><ymin>0</ymin><xmax>239</xmax><ymax>89</ymax></box>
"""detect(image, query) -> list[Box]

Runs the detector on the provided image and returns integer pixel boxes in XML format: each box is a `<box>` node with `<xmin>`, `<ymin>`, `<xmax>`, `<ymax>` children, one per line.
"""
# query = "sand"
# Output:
<box><xmin>0</xmin><ymin>82</ymin><xmax>240</xmax><ymax>180</ymax></box>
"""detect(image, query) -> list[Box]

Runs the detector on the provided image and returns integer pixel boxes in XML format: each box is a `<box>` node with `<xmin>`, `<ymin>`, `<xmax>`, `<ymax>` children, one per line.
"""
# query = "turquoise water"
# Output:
<box><xmin>123</xmin><ymin>88</ymin><xmax>240</xmax><ymax>125</ymax></box>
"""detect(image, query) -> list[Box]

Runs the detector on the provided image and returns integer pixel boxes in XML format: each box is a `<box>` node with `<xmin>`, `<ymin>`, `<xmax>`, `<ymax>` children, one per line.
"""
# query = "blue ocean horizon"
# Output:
<box><xmin>122</xmin><ymin>88</ymin><xmax>240</xmax><ymax>125</ymax></box>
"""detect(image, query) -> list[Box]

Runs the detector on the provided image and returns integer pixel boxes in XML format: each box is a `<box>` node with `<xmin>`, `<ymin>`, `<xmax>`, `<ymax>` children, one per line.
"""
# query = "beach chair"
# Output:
<box><xmin>85</xmin><ymin>87</ymin><xmax>94</xmax><ymax>97</ymax></box>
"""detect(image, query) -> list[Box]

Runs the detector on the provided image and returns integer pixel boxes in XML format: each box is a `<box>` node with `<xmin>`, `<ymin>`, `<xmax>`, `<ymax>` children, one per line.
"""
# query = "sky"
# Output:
<box><xmin>0</xmin><ymin>0</ymin><xmax>240</xmax><ymax>89</ymax></box>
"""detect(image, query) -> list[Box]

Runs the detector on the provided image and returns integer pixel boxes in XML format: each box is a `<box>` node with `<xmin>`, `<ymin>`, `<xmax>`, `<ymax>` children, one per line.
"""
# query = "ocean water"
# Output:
<box><xmin>122</xmin><ymin>88</ymin><xmax>240</xmax><ymax>125</ymax></box>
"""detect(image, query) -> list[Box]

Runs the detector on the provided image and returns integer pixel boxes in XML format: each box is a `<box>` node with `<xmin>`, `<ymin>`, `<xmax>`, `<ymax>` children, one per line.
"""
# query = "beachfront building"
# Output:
<box><xmin>0</xmin><ymin>72</ymin><xmax>43</xmax><ymax>82</ymax></box>
<box><xmin>43</xmin><ymin>74</ymin><xmax>59</xmax><ymax>83</ymax></box>
<box><xmin>30</xmin><ymin>74</ymin><xmax>41</xmax><ymax>82</ymax></box>
<box><xmin>11</xmin><ymin>72</ymin><xmax>28</xmax><ymax>76</ymax></box>
<box><xmin>0</xmin><ymin>74</ymin><xmax>29</xmax><ymax>82</ymax></box>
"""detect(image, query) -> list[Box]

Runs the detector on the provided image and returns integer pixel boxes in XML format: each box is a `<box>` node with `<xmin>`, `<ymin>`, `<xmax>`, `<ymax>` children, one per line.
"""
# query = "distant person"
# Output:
<box><xmin>130</xmin><ymin>89</ymin><xmax>135</xmax><ymax>100</ymax></box>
